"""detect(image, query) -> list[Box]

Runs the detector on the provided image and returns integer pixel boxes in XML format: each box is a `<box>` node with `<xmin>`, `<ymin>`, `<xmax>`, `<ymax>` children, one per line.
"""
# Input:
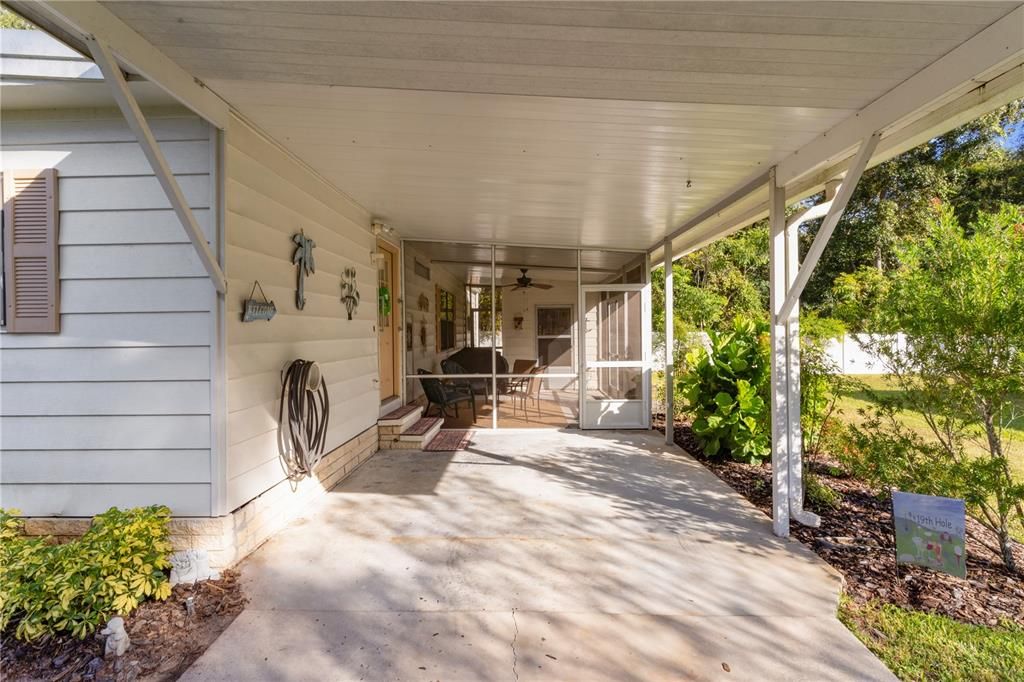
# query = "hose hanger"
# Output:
<box><xmin>279</xmin><ymin>359</ymin><xmax>330</xmax><ymax>480</ymax></box>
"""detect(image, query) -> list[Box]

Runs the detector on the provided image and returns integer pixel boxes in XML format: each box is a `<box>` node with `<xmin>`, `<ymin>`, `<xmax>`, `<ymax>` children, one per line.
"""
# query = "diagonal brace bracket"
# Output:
<box><xmin>778</xmin><ymin>132</ymin><xmax>881</xmax><ymax>321</ymax></box>
<box><xmin>86</xmin><ymin>37</ymin><xmax>227</xmax><ymax>294</ymax></box>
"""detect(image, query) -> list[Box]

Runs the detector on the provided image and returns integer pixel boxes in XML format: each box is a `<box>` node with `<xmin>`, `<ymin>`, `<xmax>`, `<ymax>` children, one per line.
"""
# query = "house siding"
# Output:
<box><xmin>0</xmin><ymin>110</ymin><xmax>217</xmax><ymax>516</ymax></box>
<box><xmin>224</xmin><ymin>114</ymin><xmax>379</xmax><ymax>512</ymax></box>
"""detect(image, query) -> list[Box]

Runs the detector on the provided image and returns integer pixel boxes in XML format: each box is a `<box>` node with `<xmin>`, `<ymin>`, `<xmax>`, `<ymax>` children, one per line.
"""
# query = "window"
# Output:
<box><xmin>436</xmin><ymin>286</ymin><xmax>456</xmax><ymax>351</ymax></box>
<box><xmin>466</xmin><ymin>284</ymin><xmax>501</xmax><ymax>349</ymax></box>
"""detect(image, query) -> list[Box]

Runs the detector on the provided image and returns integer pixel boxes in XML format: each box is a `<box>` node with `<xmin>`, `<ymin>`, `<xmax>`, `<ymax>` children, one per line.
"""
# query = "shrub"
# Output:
<box><xmin>678</xmin><ymin>317</ymin><xmax>771</xmax><ymax>463</ymax></box>
<box><xmin>0</xmin><ymin>506</ymin><xmax>173</xmax><ymax>641</ymax></box>
<box><xmin>799</xmin><ymin>313</ymin><xmax>860</xmax><ymax>456</ymax></box>
<box><xmin>805</xmin><ymin>474</ymin><xmax>841</xmax><ymax>510</ymax></box>
<box><xmin>854</xmin><ymin>203</ymin><xmax>1024</xmax><ymax>572</ymax></box>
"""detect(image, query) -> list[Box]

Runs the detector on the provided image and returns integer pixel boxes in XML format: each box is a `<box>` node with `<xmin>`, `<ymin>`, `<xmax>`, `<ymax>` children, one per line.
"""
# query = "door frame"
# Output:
<box><xmin>376</xmin><ymin>238</ymin><xmax>401</xmax><ymax>404</ymax></box>
<box><xmin>578</xmin><ymin>282</ymin><xmax>651</xmax><ymax>430</ymax></box>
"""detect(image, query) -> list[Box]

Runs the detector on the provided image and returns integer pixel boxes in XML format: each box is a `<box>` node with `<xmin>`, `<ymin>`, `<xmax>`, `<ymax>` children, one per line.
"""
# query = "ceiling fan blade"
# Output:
<box><xmin>531</xmin><ymin>283</ymin><xmax>554</xmax><ymax>290</ymax></box>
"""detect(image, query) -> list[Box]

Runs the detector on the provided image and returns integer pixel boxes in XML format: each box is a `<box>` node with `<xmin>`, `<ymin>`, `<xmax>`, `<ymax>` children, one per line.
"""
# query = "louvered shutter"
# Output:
<box><xmin>2</xmin><ymin>169</ymin><xmax>59</xmax><ymax>333</ymax></box>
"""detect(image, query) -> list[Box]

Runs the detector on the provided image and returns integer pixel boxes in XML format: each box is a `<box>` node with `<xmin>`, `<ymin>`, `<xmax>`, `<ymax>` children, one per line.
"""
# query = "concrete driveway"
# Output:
<box><xmin>182</xmin><ymin>430</ymin><xmax>893</xmax><ymax>681</ymax></box>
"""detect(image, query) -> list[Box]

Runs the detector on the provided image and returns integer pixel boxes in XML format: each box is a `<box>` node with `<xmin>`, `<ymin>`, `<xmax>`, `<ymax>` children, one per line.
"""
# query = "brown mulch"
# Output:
<box><xmin>1</xmin><ymin>571</ymin><xmax>246</xmax><ymax>682</ymax></box>
<box><xmin>654</xmin><ymin>415</ymin><xmax>1024</xmax><ymax>628</ymax></box>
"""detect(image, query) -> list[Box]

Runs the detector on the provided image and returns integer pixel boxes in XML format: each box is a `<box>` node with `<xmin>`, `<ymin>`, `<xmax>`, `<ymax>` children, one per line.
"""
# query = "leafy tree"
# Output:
<box><xmin>852</xmin><ymin>204</ymin><xmax>1024</xmax><ymax>573</ymax></box>
<box><xmin>804</xmin><ymin>100</ymin><xmax>1023</xmax><ymax>318</ymax></box>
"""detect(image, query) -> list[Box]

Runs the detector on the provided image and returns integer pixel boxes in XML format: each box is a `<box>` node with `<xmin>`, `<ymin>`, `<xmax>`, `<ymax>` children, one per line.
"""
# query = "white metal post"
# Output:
<box><xmin>663</xmin><ymin>237</ymin><xmax>674</xmax><ymax>444</ymax></box>
<box><xmin>784</xmin><ymin>199</ymin><xmax>820</xmax><ymax>529</ymax></box>
<box><xmin>491</xmin><ymin>245</ymin><xmax>498</xmax><ymax>430</ymax></box>
<box><xmin>768</xmin><ymin>168</ymin><xmax>790</xmax><ymax>537</ymax></box>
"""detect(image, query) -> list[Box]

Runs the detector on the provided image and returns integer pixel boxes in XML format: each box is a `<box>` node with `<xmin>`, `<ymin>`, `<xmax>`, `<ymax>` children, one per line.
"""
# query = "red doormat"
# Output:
<box><xmin>424</xmin><ymin>429</ymin><xmax>475</xmax><ymax>451</ymax></box>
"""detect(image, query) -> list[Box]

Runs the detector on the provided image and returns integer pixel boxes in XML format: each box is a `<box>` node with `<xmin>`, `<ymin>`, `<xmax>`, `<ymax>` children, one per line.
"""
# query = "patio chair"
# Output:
<box><xmin>440</xmin><ymin>358</ymin><xmax>490</xmax><ymax>403</ymax></box>
<box><xmin>507</xmin><ymin>359</ymin><xmax>537</xmax><ymax>395</ymax></box>
<box><xmin>509</xmin><ymin>365</ymin><xmax>546</xmax><ymax>421</ymax></box>
<box><xmin>418</xmin><ymin>369</ymin><xmax>476</xmax><ymax>419</ymax></box>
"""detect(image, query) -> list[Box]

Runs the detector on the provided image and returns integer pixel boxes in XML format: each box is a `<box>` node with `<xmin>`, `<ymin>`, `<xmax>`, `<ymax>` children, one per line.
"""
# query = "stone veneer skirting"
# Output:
<box><xmin>20</xmin><ymin>425</ymin><xmax>379</xmax><ymax>569</ymax></box>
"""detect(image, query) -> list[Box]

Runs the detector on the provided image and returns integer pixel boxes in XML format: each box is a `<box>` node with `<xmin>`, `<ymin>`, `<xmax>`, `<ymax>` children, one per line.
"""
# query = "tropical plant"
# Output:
<box><xmin>0</xmin><ymin>506</ymin><xmax>174</xmax><ymax>641</ymax></box>
<box><xmin>678</xmin><ymin>317</ymin><xmax>771</xmax><ymax>463</ymax></box>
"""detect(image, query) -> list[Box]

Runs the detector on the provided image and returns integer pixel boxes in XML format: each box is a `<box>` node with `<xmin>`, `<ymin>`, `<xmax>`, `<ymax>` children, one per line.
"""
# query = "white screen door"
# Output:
<box><xmin>580</xmin><ymin>283</ymin><xmax>650</xmax><ymax>429</ymax></box>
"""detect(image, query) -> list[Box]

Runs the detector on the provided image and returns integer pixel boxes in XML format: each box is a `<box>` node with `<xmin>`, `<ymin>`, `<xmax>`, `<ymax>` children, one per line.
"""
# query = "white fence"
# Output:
<box><xmin>653</xmin><ymin>332</ymin><xmax>902</xmax><ymax>375</ymax></box>
<box><xmin>824</xmin><ymin>333</ymin><xmax>905</xmax><ymax>375</ymax></box>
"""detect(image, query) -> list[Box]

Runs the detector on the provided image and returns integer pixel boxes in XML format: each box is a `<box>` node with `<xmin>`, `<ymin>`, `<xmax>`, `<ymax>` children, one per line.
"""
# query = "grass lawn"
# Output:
<box><xmin>840</xmin><ymin>597</ymin><xmax>1024</xmax><ymax>682</ymax></box>
<box><xmin>835</xmin><ymin>374</ymin><xmax>1024</xmax><ymax>480</ymax></box>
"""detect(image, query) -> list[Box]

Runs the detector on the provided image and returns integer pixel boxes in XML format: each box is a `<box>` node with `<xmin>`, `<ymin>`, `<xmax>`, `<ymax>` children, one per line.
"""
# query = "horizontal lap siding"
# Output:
<box><xmin>224</xmin><ymin>115</ymin><xmax>377</xmax><ymax>512</ymax></box>
<box><xmin>0</xmin><ymin>113</ymin><xmax>215</xmax><ymax>517</ymax></box>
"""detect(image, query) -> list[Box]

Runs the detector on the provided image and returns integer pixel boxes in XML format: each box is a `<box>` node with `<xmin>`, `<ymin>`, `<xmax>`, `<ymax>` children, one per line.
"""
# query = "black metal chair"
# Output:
<box><xmin>418</xmin><ymin>369</ymin><xmax>476</xmax><ymax>419</ymax></box>
<box><xmin>440</xmin><ymin>358</ymin><xmax>490</xmax><ymax>403</ymax></box>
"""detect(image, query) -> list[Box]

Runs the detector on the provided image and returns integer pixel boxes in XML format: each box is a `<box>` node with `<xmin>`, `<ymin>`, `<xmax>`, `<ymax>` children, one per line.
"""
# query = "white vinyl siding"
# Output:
<box><xmin>224</xmin><ymin>114</ymin><xmax>378</xmax><ymax>512</ymax></box>
<box><xmin>0</xmin><ymin>111</ymin><xmax>217</xmax><ymax>516</ymax></box>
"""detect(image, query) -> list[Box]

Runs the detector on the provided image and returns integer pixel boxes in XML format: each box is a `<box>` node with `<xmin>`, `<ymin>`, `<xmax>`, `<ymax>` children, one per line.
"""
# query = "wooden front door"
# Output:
<box><xmin>377</xmin><ymin>240</ymin><xmax>399</xmax><ymax>401</ymax></box>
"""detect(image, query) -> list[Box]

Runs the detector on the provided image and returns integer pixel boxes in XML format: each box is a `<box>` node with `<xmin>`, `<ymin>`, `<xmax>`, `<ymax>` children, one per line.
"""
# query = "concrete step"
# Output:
<box><xmin>396</xmin><ymin>417</ymin><xmax>444</xmax><ymax>448</ymax></box>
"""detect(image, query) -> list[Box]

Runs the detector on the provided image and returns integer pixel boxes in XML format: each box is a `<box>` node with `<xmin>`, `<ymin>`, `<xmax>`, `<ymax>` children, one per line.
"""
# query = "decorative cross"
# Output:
<box><xmin>340</xmin><ymin>266</ymin><xmax>361</xmax><ymax>320</ymax></box>
<box><xmin>292</xmin><ymin>231</ymin><xmax>316</xmax><ymax>310</ymax></box>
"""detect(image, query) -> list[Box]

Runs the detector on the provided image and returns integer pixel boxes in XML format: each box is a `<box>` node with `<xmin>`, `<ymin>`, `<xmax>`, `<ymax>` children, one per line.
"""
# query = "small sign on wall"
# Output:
<box><xmin>242</xmin><ymin>281</ymin><xmax>276</xmax><ymax>322</ymax></box>
<box><xmin>892</xmin><ymin>491</ymin><xmax>967</xmax><ymax>578</ymax></box>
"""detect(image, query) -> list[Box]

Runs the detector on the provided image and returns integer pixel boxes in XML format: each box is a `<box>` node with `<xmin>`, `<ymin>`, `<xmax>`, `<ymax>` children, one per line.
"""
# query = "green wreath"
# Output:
<box><xmin>378</xmin><ymin>285</ymin><xmax>392</xmax><ymax>317</ymax></box>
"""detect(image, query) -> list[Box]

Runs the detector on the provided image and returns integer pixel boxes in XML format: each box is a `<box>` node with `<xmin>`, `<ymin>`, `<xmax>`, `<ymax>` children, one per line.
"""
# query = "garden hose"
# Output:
<box><xmin>279</xmin><ymin>359</ymin><xmax>330</xmax><ymax>480</ymax></box>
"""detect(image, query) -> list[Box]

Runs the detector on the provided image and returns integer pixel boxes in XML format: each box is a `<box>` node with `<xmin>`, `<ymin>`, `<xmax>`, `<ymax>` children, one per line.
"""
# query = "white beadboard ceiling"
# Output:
<box><xmin>101</xmin><ymin>1</ymin><xmax>1021</xmax><ymax>251</ymax></box>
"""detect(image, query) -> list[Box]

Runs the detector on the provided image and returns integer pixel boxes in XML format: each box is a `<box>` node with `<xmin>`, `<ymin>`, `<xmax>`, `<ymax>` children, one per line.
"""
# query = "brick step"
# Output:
<box><xmin>378</xmin><ymin>404</ymin><xmax>423</xmax><ymax>431</ymax></box>
<box><xmin>393</xmin><ymin>417</ymin><xmax>444</xmax><ymax>449</ymax></box>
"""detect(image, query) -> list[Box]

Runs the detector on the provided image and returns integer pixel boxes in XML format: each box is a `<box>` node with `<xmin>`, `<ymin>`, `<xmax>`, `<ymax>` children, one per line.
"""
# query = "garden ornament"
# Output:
<box><xmin>292</xmin><ymin>231</ymin><xmax>316</xmax><ymax>310</ymax></box>
<box><xmin>340</xmin><ymin>266</ymin><xmax>360</xmax><ymax>320</ymax></box>
<box><xmin>169</xmin><ymin>548</ymin><xmax>221</xmax><ymax>586</ymax></box>
<box><xmin>101</xmin><ymin>617</ymin><xmax>130</xmax><ymax>658</ymax></box>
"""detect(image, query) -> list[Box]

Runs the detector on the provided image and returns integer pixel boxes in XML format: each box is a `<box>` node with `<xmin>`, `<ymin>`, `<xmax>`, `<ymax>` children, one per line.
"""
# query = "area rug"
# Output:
<box><xmin>424</xmin><ymin>429</ymin><xmax>475</xmax><ymax>451</ymax></box>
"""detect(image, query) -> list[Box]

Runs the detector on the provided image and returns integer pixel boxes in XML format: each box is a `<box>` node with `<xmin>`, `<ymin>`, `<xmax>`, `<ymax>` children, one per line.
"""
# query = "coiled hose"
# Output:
<box><xmin>279</xmin><ymin>359</ymin><xmax>330</xmax><ymax>479</ymax></box>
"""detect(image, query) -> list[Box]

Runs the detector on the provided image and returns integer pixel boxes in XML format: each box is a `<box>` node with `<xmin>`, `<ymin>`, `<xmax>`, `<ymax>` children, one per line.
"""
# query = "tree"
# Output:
<box><xmin>854</xmin><ymin>204</ymin><xmax>1024</xmax><ymax>573</ymax></box>
<box><xmin>803</xmin><ymin>100</ymin><xmax>1024</xmax><ymax>317</ymax></box>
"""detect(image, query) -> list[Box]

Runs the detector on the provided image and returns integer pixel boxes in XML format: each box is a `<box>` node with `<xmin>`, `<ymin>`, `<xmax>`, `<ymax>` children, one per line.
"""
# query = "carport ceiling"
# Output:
<box><xmin>101</xmin><ymin>1</ymin><xmax>1021</xmax><ymax>251</ymax></box>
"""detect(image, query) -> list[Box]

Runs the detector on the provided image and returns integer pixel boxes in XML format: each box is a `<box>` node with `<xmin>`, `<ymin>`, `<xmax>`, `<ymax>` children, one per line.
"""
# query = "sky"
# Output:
<box><xmin>1003</xmin><ymin>122</ymin><xmax>1024</xmax><ymax>151</ymax></box>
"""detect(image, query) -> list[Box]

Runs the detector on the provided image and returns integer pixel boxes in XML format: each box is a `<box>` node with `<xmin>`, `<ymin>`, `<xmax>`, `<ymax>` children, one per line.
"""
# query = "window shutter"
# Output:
<box><xmin>3</xmin><ymin>169</ymin><xmax>59</xmax><ymax>333</ymax></box>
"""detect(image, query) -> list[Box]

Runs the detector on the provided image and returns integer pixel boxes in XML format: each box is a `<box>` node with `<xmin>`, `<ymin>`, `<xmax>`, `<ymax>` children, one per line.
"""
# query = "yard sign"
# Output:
<box><xmin>892</xmin><ymin>491</ymin><xmax>967</xmax><ymax>578</ymax></box>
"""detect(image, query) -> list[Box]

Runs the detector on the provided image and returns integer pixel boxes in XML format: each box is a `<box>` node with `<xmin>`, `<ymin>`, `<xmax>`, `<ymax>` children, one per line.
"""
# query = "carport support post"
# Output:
<box><xmin>768</xmin><ymin>169</ymin><xmax>791</xmax><ymax>536</ymax></box>
<box><xmin>663</xmin><ymin>237</ymin><xmax>674</xmax><ymax>444</ymax></box>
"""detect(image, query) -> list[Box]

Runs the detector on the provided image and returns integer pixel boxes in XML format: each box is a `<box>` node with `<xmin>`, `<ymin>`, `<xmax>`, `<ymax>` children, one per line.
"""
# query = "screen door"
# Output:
<box><xmin>580</xmin><ymin>284</ymin><xmax>650</xmax><ymax>429</ymax></box>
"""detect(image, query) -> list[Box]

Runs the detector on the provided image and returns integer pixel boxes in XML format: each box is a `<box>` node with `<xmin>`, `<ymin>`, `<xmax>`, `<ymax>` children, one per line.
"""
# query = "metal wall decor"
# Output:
<box><xmin>242</xmin><ymin>281</ymin><xmax>277</xmax><ymax>322</ymax></box>
<box><xmin>292</xmin><ymin>231</ymin><xmax>316</xmax><ymax>310</ymax></box>
<box><xmin>340</xmin><ymin>266</ymin><xmax>361</xmax><ymax>320</ymax></box>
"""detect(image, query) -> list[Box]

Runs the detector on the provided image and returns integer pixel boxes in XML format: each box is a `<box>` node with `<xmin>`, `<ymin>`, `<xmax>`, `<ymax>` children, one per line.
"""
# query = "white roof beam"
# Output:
<box><xmin>9</xmin><ymin>0</ymin><xmax>230</xmax><ymax>129</ymax></box>
<box><xmin>778</xmin><ymin>132</ymin><xmax>881</xmax><ymax>322</ymax></box>
<box><xmin>87</xmin><ymin>37</ymin><xmax>227</xmax><ymax>294</ymax></box>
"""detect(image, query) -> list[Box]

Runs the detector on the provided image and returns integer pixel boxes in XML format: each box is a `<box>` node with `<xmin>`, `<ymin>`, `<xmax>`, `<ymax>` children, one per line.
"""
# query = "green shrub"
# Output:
<box><xmin>679</xmin><ymin>317</ymin><xmax>771</xmax><ymax>463</ymax></box>
<box><xmin>0</xmin><ymin>506</ymin><xmax>173</xmax><ymax>641</ymax></box>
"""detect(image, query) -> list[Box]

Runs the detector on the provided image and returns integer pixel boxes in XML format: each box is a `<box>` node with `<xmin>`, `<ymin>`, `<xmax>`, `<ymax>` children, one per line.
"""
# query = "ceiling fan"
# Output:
<box><xmin>501</xmin><ymin>268</ymin><xmax>553</xmax><ymax>290</ymax></box>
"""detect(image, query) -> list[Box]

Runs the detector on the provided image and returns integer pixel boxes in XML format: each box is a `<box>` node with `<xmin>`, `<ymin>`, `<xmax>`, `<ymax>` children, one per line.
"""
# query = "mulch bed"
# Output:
<box><xmin>654</xmin><ymin>415</ymin><xmax>1024</xmax><ymax>629</ymax></box>
<box><xmin>1</xmin><ymin>571</ymin><xmax>246</xmax><ymax>682</ymax></box>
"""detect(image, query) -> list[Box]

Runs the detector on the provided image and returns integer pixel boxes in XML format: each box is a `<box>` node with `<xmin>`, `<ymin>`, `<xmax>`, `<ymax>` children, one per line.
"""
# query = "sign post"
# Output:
<box><xmin>892</xmin><ymin>491</ymin><xmax>967</xmax><ymax>579</ymax></box>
